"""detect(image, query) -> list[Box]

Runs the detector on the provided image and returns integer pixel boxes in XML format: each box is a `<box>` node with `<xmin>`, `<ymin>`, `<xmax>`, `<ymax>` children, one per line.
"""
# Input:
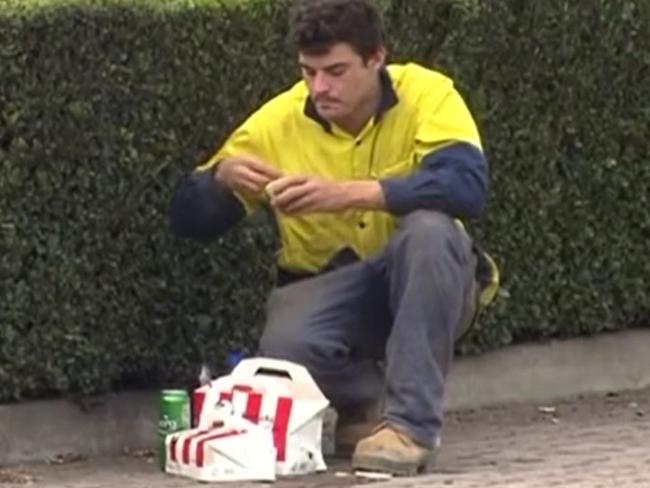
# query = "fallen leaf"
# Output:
<box><xmin>128</xmin><ymin>448</ymin><xmax>154</xmax><ymax>459</ymax></box>
<box><xmin>47</xmin><ymin>453</ymin><xmax>88</xmax><ymax>465</ymax></box>
<box><xmin>0</xmin><ymin>468</ymin><xmax>37</xmax><ymax>484</ymax></box>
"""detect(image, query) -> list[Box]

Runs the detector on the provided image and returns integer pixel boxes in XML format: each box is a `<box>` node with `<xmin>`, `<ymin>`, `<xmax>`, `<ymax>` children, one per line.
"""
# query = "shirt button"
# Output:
<box><xmin>358</xmin><ymin>222</ymin><xmax>366</xmax><ymax>229</ymax></box>
<box><xmin>355</xmin><ymin>140</ymin><xmax>362</xmax><ymax>146</ymax></box>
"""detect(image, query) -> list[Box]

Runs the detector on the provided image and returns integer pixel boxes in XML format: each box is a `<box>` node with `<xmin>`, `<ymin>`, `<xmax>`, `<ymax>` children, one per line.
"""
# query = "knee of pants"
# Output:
<box><xmin>393</xmin><ymin>210</ymin><xmax>469</xmax><ymax>260</ymax></box>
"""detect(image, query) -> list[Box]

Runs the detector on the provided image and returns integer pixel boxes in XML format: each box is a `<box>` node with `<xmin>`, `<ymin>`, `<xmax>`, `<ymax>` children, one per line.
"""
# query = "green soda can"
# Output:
<box><xmin>158</xmin><ymin>389</ymin><xmax>190</xmax><ymax>470</ymax></box>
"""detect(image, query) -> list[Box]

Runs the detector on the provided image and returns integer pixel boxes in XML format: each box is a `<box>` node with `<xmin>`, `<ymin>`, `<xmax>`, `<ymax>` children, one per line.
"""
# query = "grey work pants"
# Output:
<box><xmin>258</xmin><ymin>210</ymin><xmax>476</xmax><ymax>448</ymax></box>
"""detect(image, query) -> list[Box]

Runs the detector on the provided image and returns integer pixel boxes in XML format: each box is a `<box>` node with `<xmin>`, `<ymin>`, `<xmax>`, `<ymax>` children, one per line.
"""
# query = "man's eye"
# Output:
<box><xmin>328</xmin><ymin>68</ymin><xmax>346</xmax><ymax>77</ymax></box>
<box><xmin>303</xmin><ymin>68</ymin><xmax>316</xmax><ymax>78</ymax></box>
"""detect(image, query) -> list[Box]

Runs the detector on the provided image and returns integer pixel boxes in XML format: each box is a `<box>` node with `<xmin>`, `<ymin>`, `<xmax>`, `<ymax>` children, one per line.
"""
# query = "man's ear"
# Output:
<box><xmin>367</xmin><ymin>46</ymin><xmax>387</xmax><ymax>70</ymax></box>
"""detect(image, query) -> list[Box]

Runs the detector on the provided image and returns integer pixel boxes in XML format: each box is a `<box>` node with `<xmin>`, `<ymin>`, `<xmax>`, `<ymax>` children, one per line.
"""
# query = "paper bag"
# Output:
<box><xmin>165</xmin><ymin>408</ymin><xmax>276</xmax><ymax>482</ymax></box>
<box><xmin>196</xmin><ymin>357</ymin><xmax>330</xmax><ymax>476</ymax></box>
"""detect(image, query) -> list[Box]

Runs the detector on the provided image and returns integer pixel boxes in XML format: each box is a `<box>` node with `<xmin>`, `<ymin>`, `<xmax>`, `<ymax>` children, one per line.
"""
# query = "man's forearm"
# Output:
<box><xmin>340</xmin><ymin>180</ymin><xmax>386</xmax><ymax>210</ymax></box>
<box><xmin>379</xmin><ymin>142</ymin><xmax>488</xmax><ymax>219</ymax></box>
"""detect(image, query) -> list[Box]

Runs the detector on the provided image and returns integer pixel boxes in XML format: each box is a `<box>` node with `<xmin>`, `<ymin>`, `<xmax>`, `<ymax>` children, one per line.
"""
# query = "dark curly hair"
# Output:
<box><xmin>288</xmin><ymin>0</ymin><xmax>385</xmax><ymax>60</ymax></box>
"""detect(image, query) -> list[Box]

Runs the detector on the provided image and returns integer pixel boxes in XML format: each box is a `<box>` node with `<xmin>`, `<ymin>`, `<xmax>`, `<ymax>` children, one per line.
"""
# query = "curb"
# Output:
<box><xmin>445</xmin><ymin>329</ymin><xmax>650</xmax><ymax>409</ymax></box>
<box><xmin>2</xmin><ymin>329</ymin><xmax>649</xmax><ymax>466</ymax></box>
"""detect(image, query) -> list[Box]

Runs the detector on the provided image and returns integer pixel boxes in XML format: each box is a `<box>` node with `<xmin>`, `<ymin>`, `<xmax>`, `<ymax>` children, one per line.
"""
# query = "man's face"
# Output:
<box><xmin>299</xmin><ymin>43</ymin><xmax>385</xmax><ymax>124</ymax></box>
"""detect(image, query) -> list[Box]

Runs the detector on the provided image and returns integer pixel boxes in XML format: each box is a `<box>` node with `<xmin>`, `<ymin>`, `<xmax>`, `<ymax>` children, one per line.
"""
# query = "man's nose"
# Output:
<box><xmin>312</xmin><ymin>72</ymin><xmax>331</xmax><ymax>95</ymax></box>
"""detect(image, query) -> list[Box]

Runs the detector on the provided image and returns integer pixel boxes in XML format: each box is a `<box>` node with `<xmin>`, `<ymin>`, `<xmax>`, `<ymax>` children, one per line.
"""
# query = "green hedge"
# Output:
<box><xmin>1</xmin><ymin>0</ymin><xmax>648</xmax><ymax>401</ymax></box>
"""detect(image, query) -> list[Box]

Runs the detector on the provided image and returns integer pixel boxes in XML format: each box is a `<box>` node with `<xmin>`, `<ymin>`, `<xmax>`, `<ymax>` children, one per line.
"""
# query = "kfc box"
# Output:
<box><xmin>169</xmin><ymin>357</ymin><xmax>329</xmax><ymax>481</ymax></box>
<box><xmin>165</xmin><ymin>409</ymin><xmax>276</xmax><ymax>482</ymax></box>
<box><xmin>199</xmin><ymin>358</ymin><xmax>329</xmax><ymax>476</ymax></box>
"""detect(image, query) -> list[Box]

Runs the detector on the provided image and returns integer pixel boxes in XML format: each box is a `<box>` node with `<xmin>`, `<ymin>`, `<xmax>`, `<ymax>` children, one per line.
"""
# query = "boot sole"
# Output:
<box><xmin>352</xmin><ymin>451</ymin><xmax>437</xmax><ymax>477</ymax></box>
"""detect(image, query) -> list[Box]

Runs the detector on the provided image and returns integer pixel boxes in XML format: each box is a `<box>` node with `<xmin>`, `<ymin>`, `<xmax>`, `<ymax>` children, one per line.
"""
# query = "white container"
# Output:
<box><xmin>169</xmin><ymin>357</ymin><xmax>330</xmax><ymax>481</ymax></box>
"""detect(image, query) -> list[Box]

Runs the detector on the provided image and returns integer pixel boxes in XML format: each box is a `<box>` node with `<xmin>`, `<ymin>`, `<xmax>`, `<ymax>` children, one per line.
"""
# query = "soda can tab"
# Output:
<box><xmin>158</xmin><ymin>389</ymin><xmax>190</xmax><ymax>470</ymax></box>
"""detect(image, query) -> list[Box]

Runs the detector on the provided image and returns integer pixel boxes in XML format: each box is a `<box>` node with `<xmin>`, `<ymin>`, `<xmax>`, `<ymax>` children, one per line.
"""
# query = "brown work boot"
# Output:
<box><xmin>351</xmin><ymin>423</ymin><xmax>438</xmax><ymax>476</ymax></box>
<box><xmin>335</xmin><ymin>402</ymin><xmax>382</xmax><ymax>457</ymax></box>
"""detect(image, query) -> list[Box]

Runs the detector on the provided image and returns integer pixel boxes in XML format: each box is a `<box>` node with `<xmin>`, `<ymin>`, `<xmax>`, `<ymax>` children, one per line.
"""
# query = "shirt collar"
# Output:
<box><xmin>303</xmin><ymin>67</ymin><xmax>399</xmax><ymax>133</ymax></box>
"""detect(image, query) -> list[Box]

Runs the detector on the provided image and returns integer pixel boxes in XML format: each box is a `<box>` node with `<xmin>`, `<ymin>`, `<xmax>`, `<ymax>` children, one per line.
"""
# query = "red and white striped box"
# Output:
<box><xmin>192</xmin><ymin>357</ymin><xmax>330</xmax><ymax>477</ymax></box>
<box><xmin>165</xmin><ymin>416</ymin><xmax>276</xmax><ymax>482</ymax></box>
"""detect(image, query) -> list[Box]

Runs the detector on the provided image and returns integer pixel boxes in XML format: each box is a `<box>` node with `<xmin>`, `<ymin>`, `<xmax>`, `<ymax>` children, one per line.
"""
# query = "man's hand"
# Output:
<box><xmin>267</xmin><ymin>175</ymin><xmax>385</xmax><ymax>215</ymax></box>
<box><xmin>215</xmin><ymin>156</ymin><xmax>282</xmax><ymax>195</ymax></box>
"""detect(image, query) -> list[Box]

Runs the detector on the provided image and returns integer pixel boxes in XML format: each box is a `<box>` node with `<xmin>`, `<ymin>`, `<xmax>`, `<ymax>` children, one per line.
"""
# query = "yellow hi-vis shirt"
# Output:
<box><xmin>199</xmin><ymin>63</ymin><xmax>499</xmax><ymax>305</ymax></box>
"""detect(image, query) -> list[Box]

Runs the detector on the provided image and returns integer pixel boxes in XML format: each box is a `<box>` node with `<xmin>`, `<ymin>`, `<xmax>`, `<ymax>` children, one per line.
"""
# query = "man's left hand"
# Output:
<box><xmin>267</xmin><ymin>175</ymin><xmax>348</xmax><ymax>214</ymax></box>
<box><xmin>267</xmin><ymin>175</ymin><xmax>386</xmax><ymax>215</ymax></box>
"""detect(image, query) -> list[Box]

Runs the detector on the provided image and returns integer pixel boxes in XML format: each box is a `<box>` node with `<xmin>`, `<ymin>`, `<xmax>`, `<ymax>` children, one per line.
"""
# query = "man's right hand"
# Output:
<box><xmin>214</xmin><ymin>156</ymin><xmax>282</xmax><ymax>195</ymax></box>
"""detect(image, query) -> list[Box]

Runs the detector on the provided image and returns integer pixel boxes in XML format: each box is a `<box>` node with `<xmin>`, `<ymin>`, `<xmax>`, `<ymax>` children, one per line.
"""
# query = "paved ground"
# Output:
<box><xmin>2</xmin><ymin>387</ymin><xmax>650</xmax><ymax>488</ymax></box>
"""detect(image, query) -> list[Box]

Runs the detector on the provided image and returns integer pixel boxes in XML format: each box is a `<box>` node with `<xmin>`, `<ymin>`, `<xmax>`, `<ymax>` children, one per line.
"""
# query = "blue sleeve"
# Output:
<box><xmin>169</xmin><ymin>169</ymin><xmax>246</xmax><ymax>241</ymax></box>
<box><xmin>379</xmin><ymin>142</ymin><xmax>488</xmax><ymax>219</ymax></box>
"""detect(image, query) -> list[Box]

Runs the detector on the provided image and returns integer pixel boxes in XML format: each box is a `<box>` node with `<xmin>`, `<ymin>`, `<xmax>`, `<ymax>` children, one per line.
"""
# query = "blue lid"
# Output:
<box><xmin>226</xmin><ymin>351</ymin><xmax>244</xmax><ymax>370</ymax></box>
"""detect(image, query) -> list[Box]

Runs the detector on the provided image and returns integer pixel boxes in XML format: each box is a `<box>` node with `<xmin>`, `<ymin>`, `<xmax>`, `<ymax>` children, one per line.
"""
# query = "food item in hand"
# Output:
<box><xmin>265</xmin><ymin>179</ymin><xmax>284</xmax><ymax>198</ymax></box>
